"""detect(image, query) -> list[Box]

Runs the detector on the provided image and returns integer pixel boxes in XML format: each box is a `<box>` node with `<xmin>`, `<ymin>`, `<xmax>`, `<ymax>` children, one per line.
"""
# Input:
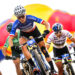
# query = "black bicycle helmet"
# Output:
<box><xmin>6</xmin><ymin>23</ymin><xmax>13</xmax><ymax>32</ymax></box>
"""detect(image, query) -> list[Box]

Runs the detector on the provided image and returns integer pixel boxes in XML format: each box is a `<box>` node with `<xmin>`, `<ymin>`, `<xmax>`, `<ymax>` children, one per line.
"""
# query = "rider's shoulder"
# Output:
<box><xmin>61</xmin><ymin>30</ymin><xmax>70</xmax><ymax>33</ymax></box>
<box><xmin>26</xmin><ymin>15</ymin><xmax>36</xmax><ymax>19</ymax></box>
<box><xmin>62</xmin><ymin>30</ymin><xmax>68</xmax><ymax>32</ymax></box>
<box><xmin>26</xmin><ymin>15</ymin><xmax>33</xmax><ymax>18</ymax></box>
<box><xmin>14</xmin><ymin>19</ymin><xmax>20</xmax><ymax>23</ymax></box>
<box><xmin>61</xmin><ymin>30</ymin><xmax>71</xmax><ymax>36</ymax></box>
<box><xmin>13</xmin><ymin>20</ymin><xmax>20</xmax><ymax>26</ymax></box>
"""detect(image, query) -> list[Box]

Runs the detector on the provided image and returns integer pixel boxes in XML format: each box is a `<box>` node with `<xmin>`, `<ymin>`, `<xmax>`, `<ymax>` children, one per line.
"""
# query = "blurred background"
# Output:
<box><xmin>0</xmin><ymin>0</ymin><xmax>75</xmax><ymax>22</ymax></box>
<box><xmin>0</xmin><ymin>0</ymin><xmax>75</xmax><ymax>75</ymax></box>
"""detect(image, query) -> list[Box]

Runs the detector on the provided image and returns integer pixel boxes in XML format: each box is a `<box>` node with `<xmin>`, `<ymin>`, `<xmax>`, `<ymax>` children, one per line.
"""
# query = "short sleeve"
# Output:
<box><xmin>28</xmin><ymin>15</ymin><xmax>44</xmax><ymax>24</ymax></box>
<box><xmin>4</xmin><ymin>37</ymin><xmax>9</xmax><ymax>48</ymax></box>
<box><xmin>10</xmin><ymin>20</ymin><xmax>19</xmax><ymax>36</ymax></box>
<box><xmin>64</xmin><ymin>30</ymin><xmax>72</xmax><ymax>39</ymax></box>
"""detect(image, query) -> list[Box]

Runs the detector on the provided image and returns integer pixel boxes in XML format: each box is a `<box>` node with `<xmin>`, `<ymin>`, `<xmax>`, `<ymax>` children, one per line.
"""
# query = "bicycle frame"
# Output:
<box><xmin>27</xmin><ymin>44</ymin><xmax>50</xmax><ymax>75</ymax></box>
<box><xmin>37</xmin><ymin>46</ymin><xmax>50</xmax><ymax>71</ymax></box>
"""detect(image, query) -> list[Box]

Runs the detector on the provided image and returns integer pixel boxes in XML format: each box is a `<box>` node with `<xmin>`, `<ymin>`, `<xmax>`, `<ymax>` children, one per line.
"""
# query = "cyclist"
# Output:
<box><xmin>9</xmin><ymin>5</ymin><xmax>56</xmax><ymax>74</ymax></box>
<box><xmin>46</xmin><ymin>23</ymin><xmax>75</xmax><ymax>75</ymax></box>
<box><xmin>2</xmin><ymin>23</ymin><xmax>23</xmax><ymax>75</ymax></box>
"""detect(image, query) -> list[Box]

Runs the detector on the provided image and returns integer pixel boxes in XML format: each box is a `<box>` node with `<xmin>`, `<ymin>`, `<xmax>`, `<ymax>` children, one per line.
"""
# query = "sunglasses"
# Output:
<box><xmin>17</xmin><ymin>15</ymin><xmax>25</xmax><ymax>19</ymax></box>
<box><xmin>55</xmin><ymin>31</ymin><xmax>61</xmax><ymax>34</ymax></box>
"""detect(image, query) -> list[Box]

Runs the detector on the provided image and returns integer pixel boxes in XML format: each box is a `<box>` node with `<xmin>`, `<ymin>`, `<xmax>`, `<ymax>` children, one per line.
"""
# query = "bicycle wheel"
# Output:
<box><xmin>63</xmin><ymin>64</ymin><xmax>68</xmax><ymax>75</ymax></box>
<box><xmin>22</xmin><ymin>59</ymin><xmax>33</xmax><ymax>75</ymax></box>
<box><xmin>22</xmin><ymin>69</ymin><xmax>26</xmax><ymax>75</ymax></box>
<box><xmin>63</xmin><ymin>70</ymin><xmax>69</xmax><ymax>75</ymax></box>
<box><xmin>32</xmin><ymin>49</ymin><xmax>48</xmax><ymax>75</ymax></box>
<box><xmin>66</xmin><ymin>63</ymin><xmax>75</xmax><ymax>75</ymax></box>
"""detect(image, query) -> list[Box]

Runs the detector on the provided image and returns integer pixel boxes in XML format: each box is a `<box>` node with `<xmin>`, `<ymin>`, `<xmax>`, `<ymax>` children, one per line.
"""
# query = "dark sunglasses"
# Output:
<box><xmin>55</xmin><ymin>31</ymin><xmax>61</xmax><ymax>34</ymax></box>
<box><xmin>17</xmin><ymin>15</ymin><xmax>25</xmax><ymax>19</ymax></box>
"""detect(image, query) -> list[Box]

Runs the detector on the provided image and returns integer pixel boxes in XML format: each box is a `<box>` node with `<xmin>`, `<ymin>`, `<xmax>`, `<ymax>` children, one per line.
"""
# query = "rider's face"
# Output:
<box><xmin>17</xmin><ymin>14</ymin><xmax>26</xmax><ymax>23</ymax></box>
<box><xmin>55</xmin><ymin>31</ymin><xmax>61</xmax><ymax>37</ymax></box>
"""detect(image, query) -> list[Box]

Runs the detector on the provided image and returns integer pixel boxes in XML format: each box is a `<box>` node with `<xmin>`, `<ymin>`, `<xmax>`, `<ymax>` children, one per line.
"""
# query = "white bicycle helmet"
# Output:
<box><xmin>14</xmin><ymin>5</ymin><xmax>26</xmax><ymax>17</ymax></box>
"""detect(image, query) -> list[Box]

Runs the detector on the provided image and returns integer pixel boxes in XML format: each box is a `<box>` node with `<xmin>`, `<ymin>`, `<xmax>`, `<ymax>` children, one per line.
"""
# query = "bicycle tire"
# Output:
<box><xmin>63</xmin><ymin>69</ymin><xmax>69</xmax><ymax>75</ymax></box>
<box><xmin>22</xmin><ymin>69</ymin><xmax>26</xmax><ymax>75</ymax></box>
<box><xmin>32</xmin><ymin>49</ymin><xmax>46</xmax><ymax>75</ymax></box>
<box><xmin>22</xmin><ymin>59</ymin><xmax>33</xmax><ymax>75</ymax></box>
<box><xmin>67</xmin><ymin>63</ymin><xmax>75</xmax><ymax>75</ymax></box>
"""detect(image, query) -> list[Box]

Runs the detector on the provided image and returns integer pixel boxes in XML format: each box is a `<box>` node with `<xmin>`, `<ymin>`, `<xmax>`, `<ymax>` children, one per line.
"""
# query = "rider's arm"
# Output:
<box><xmin>65</xmin><ymin>30</ymin><xmax>75</xmax><ymax>43</ymax></box>
<box><xmin>9</xmin><ymin>21</ymin><xmax>17</xmax><ymax>47</ymax></box>
<box><xmin>70</xmin><ymin>43</ymin><xmax>75</xmax><ymax>47</ymax></box>
<box><xmin>46</xmin><ymin>43</ymin><xmax>50</xmax><ymax>50</ymax></box>
<box><xmin>2</xmin><ymin>47</ymin><xmax>7</xmax><ymax>56</ymax></box>
<box><xmin>9</xmin><ymin>36</ymin><xmax>14</xmax><ymax>47</ymax></box>
<box><xmin>2</xmin><ymin>37</ymin><xmax>9</xmax><ymax>56</ymax></box>
<box><xmin>46</xmin><ymin>34</ymin><xmax>53</xmax><ymax>50</ymax></box>
<box><xmin>41</xmin><ymin>20</ymin><xmax>50</xmax><ymax>31</ymax></box>
<box><xmin>28</xmin><ymin>15</ymin><xmax>50</xmax><ymax>31</ymax></box>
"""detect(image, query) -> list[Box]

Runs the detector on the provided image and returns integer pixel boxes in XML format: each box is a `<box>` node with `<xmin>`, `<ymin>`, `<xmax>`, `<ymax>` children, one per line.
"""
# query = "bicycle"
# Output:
<box><xmin>52</xmin><ymin>53</ymin><xmax>75</xmax><ymax>75</ymax></box>
<box><xmin>20</xmin><ymin>35</ymin><xmax>52</xmax><ymax>75</ymax></box>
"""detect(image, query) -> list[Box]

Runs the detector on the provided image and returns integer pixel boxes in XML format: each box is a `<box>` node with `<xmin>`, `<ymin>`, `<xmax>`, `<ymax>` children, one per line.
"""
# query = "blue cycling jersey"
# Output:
<box><xmin>10</xmin><ymin>15</ymin><xmax>43</xmax><ymax>36</ymax></box>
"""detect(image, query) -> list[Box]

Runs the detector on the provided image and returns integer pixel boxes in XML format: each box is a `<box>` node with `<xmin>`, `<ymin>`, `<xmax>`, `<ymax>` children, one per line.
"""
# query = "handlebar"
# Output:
<box><xmin>52</xmin><ymin>53</ymin><xmax>73</xmax><ymax>60</ymax></box>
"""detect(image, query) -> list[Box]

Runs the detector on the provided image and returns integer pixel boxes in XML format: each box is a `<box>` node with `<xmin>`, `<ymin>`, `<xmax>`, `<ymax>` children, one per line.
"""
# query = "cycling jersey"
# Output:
<box><xmin>47</xmin><ymin>30</ymin><xmax>72</xmax><ymax>48</ymax></box>
<box><xmin>10</xmin><ymin>15</ymin><xmax>43</xmax><ymax>36</ymax></box>
<box><xmin>4</xmin><ymin>30</ymin><xmax>21</xmax><ymax>49</ymax></box>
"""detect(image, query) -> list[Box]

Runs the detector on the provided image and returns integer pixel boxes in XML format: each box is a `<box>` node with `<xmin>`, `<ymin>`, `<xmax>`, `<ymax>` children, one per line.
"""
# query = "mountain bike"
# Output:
<box><xmin>20</xmin><ymin>35</ymin><xmax>51</xmax><ymax>75</ymax></box>
<box><xmin>52</xmin><ymin>53</ymin><xmax>75</xmax><ymax>75</ymax></box>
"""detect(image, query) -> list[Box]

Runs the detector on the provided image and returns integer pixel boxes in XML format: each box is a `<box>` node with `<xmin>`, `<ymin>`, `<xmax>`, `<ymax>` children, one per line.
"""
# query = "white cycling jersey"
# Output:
<box><xmin>47</xmin><ymin>30</ymin><xmax>72</xmax><ymax>49</ymax></box>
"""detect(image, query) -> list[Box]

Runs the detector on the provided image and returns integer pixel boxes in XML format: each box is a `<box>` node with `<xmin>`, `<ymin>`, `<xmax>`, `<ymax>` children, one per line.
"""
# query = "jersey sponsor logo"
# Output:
<box><xmin>19</xmin><ymin>23</ymin><xmax>34</xmax><ymax>32</ymax></box>
<box><xmin>20</xmin><ymin>23</ymin><xmax>32</xmax><ymax>29</ymax></box>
